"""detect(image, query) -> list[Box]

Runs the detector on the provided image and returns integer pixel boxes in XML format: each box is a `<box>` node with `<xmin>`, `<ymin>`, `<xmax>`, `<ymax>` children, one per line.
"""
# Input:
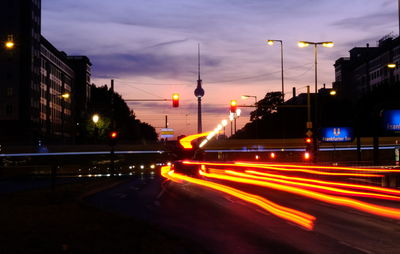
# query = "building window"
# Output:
<box><xmin>6</xmin><ymin>88</ymin><xmax>13</xmax><ymax>97</ymax></box>
<box><xmin>6</xmin><ymin>104</ymin><xmax>12</xmax><ymax>115</ymax></box>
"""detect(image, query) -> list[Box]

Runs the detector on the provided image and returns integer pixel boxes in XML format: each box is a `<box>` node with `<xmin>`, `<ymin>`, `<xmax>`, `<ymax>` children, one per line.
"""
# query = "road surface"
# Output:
<box><xmin>87</xmin><ymin>162</ymin><xmax>400</xmax><ymax>253</ymax></box>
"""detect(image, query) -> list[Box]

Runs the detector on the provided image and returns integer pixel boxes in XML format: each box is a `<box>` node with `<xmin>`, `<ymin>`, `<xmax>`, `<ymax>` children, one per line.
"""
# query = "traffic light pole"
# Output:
<box><xmin>110</xmin><ymin>79</ymin><xmax>115</xmax><ymax>176</ymax></box>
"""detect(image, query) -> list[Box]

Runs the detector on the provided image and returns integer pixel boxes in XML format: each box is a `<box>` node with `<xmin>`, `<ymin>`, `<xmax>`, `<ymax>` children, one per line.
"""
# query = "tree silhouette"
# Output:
<box><xmin>84</xmin><ymin>84</ymin><xmax>158</xmax><ymax>143</ymax></box>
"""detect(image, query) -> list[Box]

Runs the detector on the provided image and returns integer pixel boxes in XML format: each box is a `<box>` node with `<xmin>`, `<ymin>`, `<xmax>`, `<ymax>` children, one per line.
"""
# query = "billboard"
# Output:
<box><xmin>160</xmin><ymin>128</ymin><xmax>174</xmax><ymax>138</ymax></box>
<box><xmin>383</xmin><ymin>109</ymin><xmax>400</xmax><ymax>132</ymax></box>
<box><xmin>320</xmin><ymin>127</ymin><xmax>354</xmax><ymax>142</ymax></box>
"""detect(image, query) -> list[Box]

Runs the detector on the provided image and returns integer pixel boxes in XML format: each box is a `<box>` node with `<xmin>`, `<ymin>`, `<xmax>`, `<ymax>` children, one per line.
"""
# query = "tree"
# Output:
<box><xmin>250</xmin><ymin>92</ymin><xmax>283</xmax><ymax>121</ymax></box>
<box><xmin>233</xmin><ymin>92</ymin><xmax>286</xmax><ymax>139</ymax></box>
<box><xmin>84</xmin><ymin>84</ymin><xmax>158</xmax><ymax>143</ymax></box>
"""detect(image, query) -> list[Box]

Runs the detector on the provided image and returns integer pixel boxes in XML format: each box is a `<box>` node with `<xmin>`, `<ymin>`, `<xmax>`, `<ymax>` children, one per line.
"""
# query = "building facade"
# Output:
<box><xmin>40</xmin><ymin>36</ymin><xmax>74</xmax><ymax>140</ymax></box>
<box><xmin>0</xmin><ymin>0</ymin><xmax>91</xmax><ymax>144</ymax></box>
<box><xmin>333</xmin><ymin>35</ymin><xmax>400</xmax><ymax>101</ymax></box>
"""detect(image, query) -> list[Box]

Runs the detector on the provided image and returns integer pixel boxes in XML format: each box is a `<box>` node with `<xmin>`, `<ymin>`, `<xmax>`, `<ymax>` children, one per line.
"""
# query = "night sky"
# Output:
<box><xmin>41</xmin><ymin>0</ymin><xmax>397</xmax><ymax>137</ymax></box>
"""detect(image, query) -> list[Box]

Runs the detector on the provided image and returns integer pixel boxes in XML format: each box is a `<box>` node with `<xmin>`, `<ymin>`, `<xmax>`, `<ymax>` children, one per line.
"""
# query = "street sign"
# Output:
<box><xmin>306</xmin><ymin>130</ymin><xmax>313</xmax><ymax>137</ymax></box>
<box><xmin>383</xmin><ymin>109</ymin><xmax>400</xmax><ymax>132</ymax></box>
<box><xmin>161</xmin><ymin>128</ymin><xmax>174</xmax><ymax>138</ymax></box>
<box><xmin>320</xmin><ymin>127</ymin><xmax>354</xmax><ymax>142</ymax></box>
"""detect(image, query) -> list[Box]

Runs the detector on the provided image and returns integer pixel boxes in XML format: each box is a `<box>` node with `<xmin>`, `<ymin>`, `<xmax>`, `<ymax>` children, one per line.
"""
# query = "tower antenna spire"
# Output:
<box><xmin>194</xmin><ymin>43</ymin><xmax>205</xmax><ymax>133</ymax></box>
<box><xmin>198</xmin><ymin>43</ymin><xmax>201</xmax><ymax>80</ymax></box>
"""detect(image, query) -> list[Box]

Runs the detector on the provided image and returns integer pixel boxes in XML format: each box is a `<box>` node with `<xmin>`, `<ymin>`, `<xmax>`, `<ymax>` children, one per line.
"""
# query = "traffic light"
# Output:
<box><xmin>110</xmin><ymin>131</ymin><xmax>118</xmax><ymax>139</ymax></box>
<box><xmin>172</xmin><ymin>93</ymin><xmax>179</xmax><ymax>107</ymax></box>
<box><xmin>230</xmin><ymin>100</ymin><xmax>237</xmax><ymax>113</ymax></box>
<box><xmin>109</xmin><ymin>131</ymin><xmax>118</xmax><ymax>146</ymax></box>
<box><xmin>305</xmin><ymin>137</ymin><xmax>313</xmax><ymax>160</ymax></box>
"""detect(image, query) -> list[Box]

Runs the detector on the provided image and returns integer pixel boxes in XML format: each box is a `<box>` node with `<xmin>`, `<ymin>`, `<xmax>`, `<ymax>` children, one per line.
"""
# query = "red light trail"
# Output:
<box><xmin>223</xmin><ymin>170</ymin><xmax>400</xmax><ymax>201</ymax></box>
<box><xmin>161</xmin><ymin>166</ymin><xmax>315</xmax><ymax>230</ymax></box>
<box><xmin>182</xmin><ymin>161</ymin><xmax>384</xmax><ymax>178</ymax></box>
<box><xmin>199</xmin><ymin>170</ymin><xmax>400</xmax><ymax>220</ymax></box>
<box><xmin>245</xmin><ymin>170</ymin><xmax>400</xmax><ymax>196</ymax></box>
<box><xmin>235</xmin><ymin>162</ymin><xmax>400</xmax><ymax>173</ymax></box>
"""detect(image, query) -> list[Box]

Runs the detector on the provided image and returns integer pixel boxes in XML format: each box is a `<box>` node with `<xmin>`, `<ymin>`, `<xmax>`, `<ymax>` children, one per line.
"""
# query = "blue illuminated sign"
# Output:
<box><xmin>320</xmin><ymin>127</ymin><xmax>354</xmax><ymax>142</ymax></box>
<box><xmin>383</xmin><ymin>110</ymin><xmax>400</xmax><ymax>131</ymax></box>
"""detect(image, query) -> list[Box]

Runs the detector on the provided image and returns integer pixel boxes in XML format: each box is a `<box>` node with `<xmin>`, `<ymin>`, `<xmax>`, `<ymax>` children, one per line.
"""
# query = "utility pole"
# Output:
<box><xmin>234</xmin><ymin>115</ymin><xmax>237</xmax><ymax>134</ymax></box>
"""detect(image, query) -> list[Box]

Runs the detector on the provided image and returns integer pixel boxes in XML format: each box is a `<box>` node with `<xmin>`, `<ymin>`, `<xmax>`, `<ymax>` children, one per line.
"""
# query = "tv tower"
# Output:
<box><xmin>194</xmin><ymin>44</ymin><xmax>205</xmax><ymax>133</ymax></box>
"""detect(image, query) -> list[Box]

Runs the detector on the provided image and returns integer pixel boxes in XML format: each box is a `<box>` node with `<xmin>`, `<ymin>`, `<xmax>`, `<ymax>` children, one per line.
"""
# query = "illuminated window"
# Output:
<box><xmin>6</xmin><ymin>88</ymin><xmax>13</xmax><ymax>97</ymax></box>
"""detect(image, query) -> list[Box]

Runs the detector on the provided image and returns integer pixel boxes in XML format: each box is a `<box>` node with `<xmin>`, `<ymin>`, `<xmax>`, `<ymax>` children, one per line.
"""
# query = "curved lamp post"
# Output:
<box><xmin>267</xmin><ymin>40</ymin><xmax>285</xmax><ymax>100</ymax></box>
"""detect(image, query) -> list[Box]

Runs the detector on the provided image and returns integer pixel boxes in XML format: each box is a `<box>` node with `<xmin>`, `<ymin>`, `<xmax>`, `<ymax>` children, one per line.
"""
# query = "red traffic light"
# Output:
<box><xmin>305</xmin><ymin>138</ymin><xmax>312</xmax><ymax>144</ymax></box>
<box><xmin>230</xmin><ymin>100</ymin><xmax>237</xmax><ymax>113</ymax></box>
<box><xmin>172</xmin><ymin>93</ymin><xmax>179</xmax><ymax>107</ymax></box>
<box><xmin>110</xmin><ymin>131</ymin><xmax>118</xmax><ymax>139</ymax></box>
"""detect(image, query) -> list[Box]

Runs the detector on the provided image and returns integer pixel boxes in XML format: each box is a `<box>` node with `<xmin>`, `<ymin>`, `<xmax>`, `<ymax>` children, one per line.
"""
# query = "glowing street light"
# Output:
<box><xmin>387</xmin><ymin>63</ymin><xmax>396</xmax><ymax>69</ymax></box>
<box><xmin>5</xmin><ymin>41</ymin><xmax>14</xmax><ymax>49</ymax></box>
<box><xmin>5</xmin><ymin>35</ymin><xmax>14</xmax><ymax>49</ymax></box>
<box><xmin>92</xmin><ymin>114</ymin><xmax>100</xmax><ymax>124</ymax></box>
<box><xmin>61</xmin><ymin>93</ymin><xmax>70</xmax><ymax>99</ymax></box>
<box><xmin>241</xmin><ymin>95</ymin><xmax>257</xmax><ymax>104</ymax></box>
<box><xmin>297</xmin><ymin>41</ymin><xmax>309</xmax><ymax>48</ymax></box>
<box><xmin>298</xmin><ymin>41</ymin><xmax>334</xmax><ymax>48</ymax></box>
<box><xmin>322</xmin><ymin>42</ymin><xmax>334</xmax><ymax>48</ymax></box>
<box><xmin>329</xmin><ymin>90</ymin><xmax>337</xmax><ymax>96</ymax></box>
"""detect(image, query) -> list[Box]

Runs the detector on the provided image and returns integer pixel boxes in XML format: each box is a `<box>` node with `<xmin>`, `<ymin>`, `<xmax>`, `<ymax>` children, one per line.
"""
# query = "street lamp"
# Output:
<box><xmin>5</xmin><ymin>35</ymin><xmax>14</xmax><ymax>49</ymax></box>
<box><xmin>92</xmin><ymin>114</ymin><xmax>100</xmax><ymax>143</ymax></box>
<box><xmin>298</xmin><ymin>40</ymin><xmax>334</xmax><ymax>162</ymax></box>
<box><xmin>241</xmin><ymin>95</ymin><xmax>257</xmax><ymax>104</ymax></box>
<box><xmin>92</xmin><ymin>114</ymin><xmax>100</xmax><ymax>124</ymax></box>
<box><xmin>267</xmin><ymin>39</ymin><xmax>285</xmax><ymax>100</ymax></box>
<box><xmin>297</xmin><ymin>41</ymin><xmax>334</xmax><ymax>94</ymax></box>
<box><xmin>61</xmin><ymin>93</ymin><xmax>70</xmax><ymax>99</ymax></box>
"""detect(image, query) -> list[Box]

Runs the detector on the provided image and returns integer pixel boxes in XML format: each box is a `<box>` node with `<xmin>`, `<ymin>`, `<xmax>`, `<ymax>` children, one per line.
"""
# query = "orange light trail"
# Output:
<box><xmin>182</xmin><ymin>161</ymin><xmax>383</xmax><ymax>178</ymax></box>
<box><xmin>235</xmin><ymin>161</ymin><xmax>399</xmax><ymax>173</ymax></box>
<box><xmin>246</xmin><ymin>170</ymin><xmax>400</xmax><ymax>196</ymax></box>
<box><xmin>179</xmin><ymin>132</ymin><xmax>212</xmax><ymax>149</ymax></box>
<box><xmin>223</xmin><ymin>170</ymin><xmax>400</xmax><ymax>201</ymax></box>
<box><xmin>161</xmin><ymin>165</ymin><xmax>315</xmax><ymax>230</ymax></box>
<box><xmin>199</xmin><ymin>171</ymin><xmax>400</xmax><ymax>220</ymax></box>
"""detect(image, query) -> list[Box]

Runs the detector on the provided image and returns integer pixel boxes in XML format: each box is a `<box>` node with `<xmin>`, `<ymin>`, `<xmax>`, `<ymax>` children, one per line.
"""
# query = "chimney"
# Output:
<box><xmin>292</xmin><ymin>87</ymin><xmax>296</xmax><ymax>98</ymax></box>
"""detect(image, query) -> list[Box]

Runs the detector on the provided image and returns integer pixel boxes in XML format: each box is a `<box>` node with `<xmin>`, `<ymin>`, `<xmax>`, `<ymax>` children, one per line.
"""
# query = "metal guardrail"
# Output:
<box><xmin>0</xmin><ymin>150</ymin><xmax>165</xmax><ymax>157</ymax></box>
<box><xmin>205</xmin><ymin>146</ymin><xmax>396</xmax><ymax>153</ymax></box>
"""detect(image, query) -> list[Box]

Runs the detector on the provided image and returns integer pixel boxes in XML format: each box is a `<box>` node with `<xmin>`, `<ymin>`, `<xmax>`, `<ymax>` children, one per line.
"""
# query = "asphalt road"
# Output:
<box><xmin>86</xmin><ymin>173</ymin><xmax>400</xmax><ymax>254</ymax></box>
